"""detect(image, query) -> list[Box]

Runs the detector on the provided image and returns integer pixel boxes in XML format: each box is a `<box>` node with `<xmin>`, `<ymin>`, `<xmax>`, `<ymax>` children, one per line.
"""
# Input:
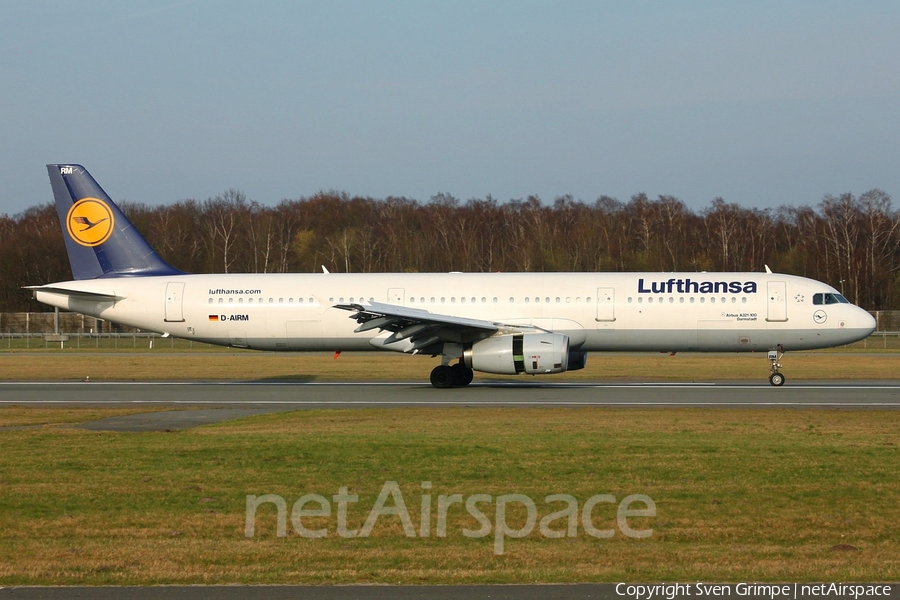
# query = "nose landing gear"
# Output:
<box><xmin>768</xmin><ymin>349</ymin><xmax>785</xmax><ymax>386</ymax></box>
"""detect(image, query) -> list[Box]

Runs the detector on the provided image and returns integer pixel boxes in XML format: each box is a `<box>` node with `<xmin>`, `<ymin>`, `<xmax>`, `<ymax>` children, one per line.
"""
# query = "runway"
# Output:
<box><xmin>2</xmin><ymin>380</ymin><xmax>900</xmax><ymax>408</ymax></box>
<box><xmin>2</xmin><ymin>380</ymin><xmax>900</xmax><ymax>431</ymax></box>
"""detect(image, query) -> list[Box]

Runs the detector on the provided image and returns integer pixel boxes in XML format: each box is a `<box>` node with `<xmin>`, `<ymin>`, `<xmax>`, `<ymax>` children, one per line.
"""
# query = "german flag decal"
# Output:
<box><xmin>209</xmin><ymin>315</ymin><xmax>219</xmax><ymax>321</ymax></box>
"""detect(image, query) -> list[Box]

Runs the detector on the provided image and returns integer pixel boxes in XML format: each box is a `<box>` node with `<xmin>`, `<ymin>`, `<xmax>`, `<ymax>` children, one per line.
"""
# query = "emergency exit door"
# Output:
<box><xmin>596</xmin><ymin>287</ymin><xmax>616</xmax><ymax>322</ymax></box>
<box><xmin>766</xmin><ymin>281</ymin><xmax>787</xmax><ymax>322</ymax></box>
<box><xmin>164</xmin><ymin>282</ymin><xmax>185</xmax><ymax>322</ymax></box>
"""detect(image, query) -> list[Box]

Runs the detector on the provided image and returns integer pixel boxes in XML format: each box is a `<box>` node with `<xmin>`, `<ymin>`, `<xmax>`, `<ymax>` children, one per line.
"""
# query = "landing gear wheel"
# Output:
<box><xmin>767</xmin><ymin>349</ymin><xmax>785</xmax><ymax>387</ymax></box>
<box><xmin>451</xmin><ymin>363</ymin><xmax>474</xmax><ymax>387</ymax></box>
<box><xmin>430</xmin><ymin>365</ymin><xmax>456</xmax><ymax>389</ymax></box>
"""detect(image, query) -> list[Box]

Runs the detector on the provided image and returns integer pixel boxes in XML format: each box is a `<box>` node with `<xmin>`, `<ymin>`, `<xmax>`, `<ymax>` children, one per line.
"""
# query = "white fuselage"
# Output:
<box><xmin>34</xmin><ymin>271</ymin><xmax>876</xmax><ymax>353</ymax></box>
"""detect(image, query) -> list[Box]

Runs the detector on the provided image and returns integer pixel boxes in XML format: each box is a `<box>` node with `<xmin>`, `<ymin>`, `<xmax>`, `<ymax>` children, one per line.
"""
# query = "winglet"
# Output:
<box><xmin>47</xmin><ymin>164</ymin><xmax>185</xmax><ymax>280</ymax></box>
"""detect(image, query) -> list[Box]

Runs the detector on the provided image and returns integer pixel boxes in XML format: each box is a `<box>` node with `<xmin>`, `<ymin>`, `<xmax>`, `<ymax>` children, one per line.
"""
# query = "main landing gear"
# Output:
<box><xmin>767</xmin><ymin>349</ymin><xmax>786</xmax><ymax>386</ymax></box>
<box><xmin>430</xmin><ymin>362</ymin><xmax>474</xmax><ymax>389</ymax></box>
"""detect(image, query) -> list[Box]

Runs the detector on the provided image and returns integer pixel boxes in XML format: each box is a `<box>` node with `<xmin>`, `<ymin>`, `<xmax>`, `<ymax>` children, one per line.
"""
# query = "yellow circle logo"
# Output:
<box><xmin>66</xmin><ymin>198</ymin><xmax>114</xmax><ymax>247</ymax></box>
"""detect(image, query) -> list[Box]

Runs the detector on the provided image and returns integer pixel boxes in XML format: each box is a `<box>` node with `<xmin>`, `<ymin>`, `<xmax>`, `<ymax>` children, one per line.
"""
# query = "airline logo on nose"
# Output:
<box><xmin>66</xmin><ymin>198</ymin><xmax>114</xmax><ymax>247</ymax></box>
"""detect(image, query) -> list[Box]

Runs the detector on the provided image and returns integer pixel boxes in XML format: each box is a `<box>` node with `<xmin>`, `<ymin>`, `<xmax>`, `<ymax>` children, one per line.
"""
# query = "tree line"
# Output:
<box><xmin>1</xmin><ymin>189</ymin><xmax>899</xmax><ymax>311</ymax></box>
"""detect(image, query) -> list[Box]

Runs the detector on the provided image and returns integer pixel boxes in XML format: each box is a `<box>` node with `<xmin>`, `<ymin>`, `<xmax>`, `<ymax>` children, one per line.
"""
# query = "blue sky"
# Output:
<box><xmin>2</xmin><ymin>1</ymin><xmax>899</xmax><ymax>214</ymax></box>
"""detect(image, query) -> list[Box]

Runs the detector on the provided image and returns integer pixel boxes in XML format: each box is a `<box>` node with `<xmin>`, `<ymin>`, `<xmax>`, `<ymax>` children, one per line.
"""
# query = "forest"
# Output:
<box><xmin>1</xmin><ymin>189</ymin><xmax>899</xmax><ymax>312</ymax></box>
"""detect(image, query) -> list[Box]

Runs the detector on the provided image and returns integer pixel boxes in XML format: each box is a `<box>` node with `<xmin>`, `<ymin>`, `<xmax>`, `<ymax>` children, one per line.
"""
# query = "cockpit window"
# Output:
<box><xmin>813</xmin><ymin>293</ymin><xmax>850</xmax><ymax>305</ymax></box>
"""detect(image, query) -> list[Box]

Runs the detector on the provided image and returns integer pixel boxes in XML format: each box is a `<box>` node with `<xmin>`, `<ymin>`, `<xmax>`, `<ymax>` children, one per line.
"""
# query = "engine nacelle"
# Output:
<box><xmin>464</xmin><ymin>333</ymin><xmax>570</xmax><ymax>375</ymax></box>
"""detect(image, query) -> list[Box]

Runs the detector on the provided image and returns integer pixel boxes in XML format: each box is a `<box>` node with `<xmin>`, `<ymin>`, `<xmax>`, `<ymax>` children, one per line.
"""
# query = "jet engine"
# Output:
<box><xmin>463</xmin><ymin>332</ymin><xmax>571</xmax><ymax>375</ymax></box>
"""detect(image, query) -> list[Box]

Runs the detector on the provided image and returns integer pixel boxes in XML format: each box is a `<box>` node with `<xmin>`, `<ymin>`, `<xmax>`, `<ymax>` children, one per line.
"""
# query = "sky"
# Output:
<box><xmin>2</xmin><ymin>1</ymin><xmax>900</xmax><ymax>215</ymax></box>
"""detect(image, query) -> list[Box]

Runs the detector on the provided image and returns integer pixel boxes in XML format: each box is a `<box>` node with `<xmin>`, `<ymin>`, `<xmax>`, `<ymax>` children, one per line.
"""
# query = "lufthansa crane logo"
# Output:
<box><xmin>66</xmin><ymin>198</ymin><xmax>114</xmax><ymax>247</ymax></box>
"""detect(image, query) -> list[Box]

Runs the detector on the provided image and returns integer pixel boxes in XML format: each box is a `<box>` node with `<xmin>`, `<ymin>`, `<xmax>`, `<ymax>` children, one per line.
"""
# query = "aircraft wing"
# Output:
<box><xmin>334</xmin><ymin>300</ymin><xmax>499</xmax><ymax>354</ymax></box>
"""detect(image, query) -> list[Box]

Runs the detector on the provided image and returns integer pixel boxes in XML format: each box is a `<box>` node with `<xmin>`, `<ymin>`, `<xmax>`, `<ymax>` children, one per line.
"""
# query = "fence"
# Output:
<box><xmin>1</xmin><ymin>310</ymin><xmax>898</xmax><ymax>350</ymax></box>
<box><xmin>0</xmin><ymin>311</ymin><xmax>210</xmax><ymax>350</ymax></box>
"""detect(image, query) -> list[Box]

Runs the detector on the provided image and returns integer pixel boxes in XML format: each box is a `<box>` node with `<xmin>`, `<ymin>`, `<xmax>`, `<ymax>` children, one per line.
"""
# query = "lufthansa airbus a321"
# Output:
<box><xmin>29</xmin><ymin>165</ymin><xmax>876</xmax><ymax>388</ymax></box>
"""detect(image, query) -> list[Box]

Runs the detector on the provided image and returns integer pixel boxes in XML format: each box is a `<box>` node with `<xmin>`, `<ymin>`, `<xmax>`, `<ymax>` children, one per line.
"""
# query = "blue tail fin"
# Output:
<box><xmin>47</xmin><ymin>164</ymin><xmax>184</xmax><ymax>279</ymax></box>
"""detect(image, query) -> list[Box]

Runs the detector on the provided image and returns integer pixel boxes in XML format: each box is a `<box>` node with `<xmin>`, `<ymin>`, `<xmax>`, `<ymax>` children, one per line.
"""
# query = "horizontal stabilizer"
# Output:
<box><xmin>25</xmin><ymin>285</ymin><xmax>124</xmax><ymax>302</ymax></box>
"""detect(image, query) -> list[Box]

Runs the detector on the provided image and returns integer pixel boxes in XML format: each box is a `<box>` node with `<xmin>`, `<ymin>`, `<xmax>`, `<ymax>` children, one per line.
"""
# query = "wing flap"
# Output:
<box><xmin>338</xmin><ymin>301</ymin><xmax>499</xmax><ymax>331</ymax></box>
<box><xmin>335</xmin><ymin>300</ymin><xmax>499</xmax><ymax>352</ymax></box>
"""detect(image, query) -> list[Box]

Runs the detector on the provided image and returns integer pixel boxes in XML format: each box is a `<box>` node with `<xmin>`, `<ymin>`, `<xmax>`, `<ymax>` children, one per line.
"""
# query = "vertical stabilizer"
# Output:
<box><xmin>47</xmin><ymin>164</ymin><xmax>184</xmax><ymax>279</ymax></box>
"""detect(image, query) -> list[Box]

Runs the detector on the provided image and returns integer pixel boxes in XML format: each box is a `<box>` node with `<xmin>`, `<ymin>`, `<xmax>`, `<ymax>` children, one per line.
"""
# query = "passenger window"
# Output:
<box><xmin>208</xmin><ymin>298</ymin><xmax>213</xmax><ymax>304</ymax></box>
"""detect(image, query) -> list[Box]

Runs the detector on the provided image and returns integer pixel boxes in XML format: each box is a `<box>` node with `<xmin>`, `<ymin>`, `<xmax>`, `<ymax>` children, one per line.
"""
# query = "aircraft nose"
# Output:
<box><xmin>860</xmin><ymin>309</ymin><xmax>877</xmax><ymax>335</ymax></box>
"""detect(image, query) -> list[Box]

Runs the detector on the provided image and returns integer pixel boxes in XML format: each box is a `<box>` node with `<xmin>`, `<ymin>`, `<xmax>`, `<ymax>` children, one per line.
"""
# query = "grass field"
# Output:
<box><xmin>9</xmin><ymin>332</ymin><xmax>900</xmax><ymax>353</ymax></box>
<box><xmin>1</xmin><ymin>347</ymin><xmax>899</xmax><ymax>584</ymax></box>
<box><xmin>1</xmin><ymin>407</ymin><xmax>898</xmax><ymax>584</ymax></box>
<box><xmin>1</xmin><ymin>347</ymin><xmax>899</xmax><ymax>383</ymax></box>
